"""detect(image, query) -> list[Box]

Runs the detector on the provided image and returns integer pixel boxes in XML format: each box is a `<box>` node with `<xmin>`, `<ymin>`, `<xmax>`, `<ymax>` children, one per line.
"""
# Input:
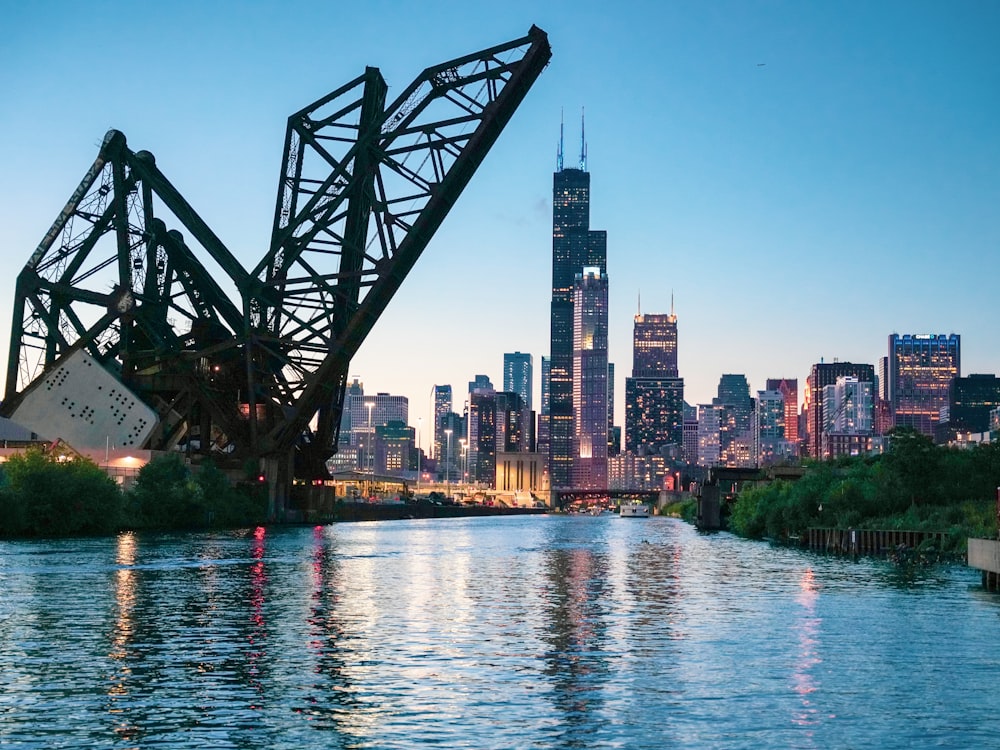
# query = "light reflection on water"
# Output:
<box><xmin>0</xmin><ymin>517</ymin><xmax>999</xmax><ymax>748</ymax></box>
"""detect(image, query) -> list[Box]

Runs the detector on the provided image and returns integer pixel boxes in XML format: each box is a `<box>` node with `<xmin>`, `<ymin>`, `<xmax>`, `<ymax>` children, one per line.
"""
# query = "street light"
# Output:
<box><xmin>366</xmin><ymin>402</ymin><xmax>374</xmax><ymax>479</ymax></box>
<box><xmin>459</xmin><ymin>438</ymin><xmax>467</xmax><ymax>488</ymax></box>
<box><xmin>444</xmin><ymin>428</ymin><xmax>453</xmax><ymax>493</ymax></box>
<box><xmin>416</xmin><ymin>416</ymin><xmax>422</xmax><ymax>490</ymax></box>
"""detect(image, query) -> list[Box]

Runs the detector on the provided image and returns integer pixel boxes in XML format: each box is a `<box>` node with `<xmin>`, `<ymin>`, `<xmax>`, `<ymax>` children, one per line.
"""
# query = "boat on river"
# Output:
<box><xmin>619</xmin><ymin>502</ymin><xmax>649</xmax><ymax>518</ymax></box>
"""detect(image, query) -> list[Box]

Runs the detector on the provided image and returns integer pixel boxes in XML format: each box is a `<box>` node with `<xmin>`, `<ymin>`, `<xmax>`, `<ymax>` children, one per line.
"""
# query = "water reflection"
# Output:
<box><xmin>299</xmin><ymin>524</ymin><xmax>356</xmax><ymax>732</ymax></box>
<box><xmin>541</xmin><ymin>523</ymin><xmax>612</xmax><ymax>748</ymax></box>
<box><xmin>791</xmin><ymin>567</ymin><xmax>822</xmax><ymax>738</ymax></box>
<box><xmin>1</xmin><ymin>520</ymin><xmax>999</xmax><ymax>749</ymax></box>
<box><xmin>247</xmin><ymin>526</ymin><xmax>267</xmax><ymax>707</ymax></box>
<box><xmin>107</xmin><ymin>531</ymin><xmax>140</xmax><ymax>744</ymax></box>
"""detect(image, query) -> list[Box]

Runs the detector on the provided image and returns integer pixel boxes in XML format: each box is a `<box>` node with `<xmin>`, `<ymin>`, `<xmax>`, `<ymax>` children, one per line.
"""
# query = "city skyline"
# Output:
<box><xmin>2</xmin><ymin>2</ymin><xmax>998</xmax><ymax>446</ymax></box>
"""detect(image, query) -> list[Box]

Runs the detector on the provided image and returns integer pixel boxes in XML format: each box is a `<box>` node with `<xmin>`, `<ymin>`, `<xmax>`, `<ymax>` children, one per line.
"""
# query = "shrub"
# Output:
<box><xmin>0</xmin><ymin>449</ymin><xmax>123</xmax><ymax>537</ymax></box>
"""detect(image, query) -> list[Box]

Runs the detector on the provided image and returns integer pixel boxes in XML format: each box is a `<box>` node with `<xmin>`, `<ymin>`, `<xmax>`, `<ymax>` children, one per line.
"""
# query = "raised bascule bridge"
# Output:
<box><xmin>1</xmin><ymin>27</ymin><xmax>551</xmax><ymax>516</ymax></box>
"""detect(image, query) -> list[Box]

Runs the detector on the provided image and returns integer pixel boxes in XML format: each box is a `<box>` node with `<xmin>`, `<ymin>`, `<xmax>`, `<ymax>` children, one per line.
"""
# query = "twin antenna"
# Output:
<box><xmin>557</xmin><ymin>108</ymin><xmax>587</xmax><ymax>172</ymax></box>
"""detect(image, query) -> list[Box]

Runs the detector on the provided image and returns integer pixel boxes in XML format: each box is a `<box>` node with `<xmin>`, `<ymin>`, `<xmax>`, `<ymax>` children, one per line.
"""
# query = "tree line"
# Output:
<box><xmin>0</xmin><ymin>450</ymin><xmax>268</xmax><ymax>538</ymax></box>
<box><xmin>728</xmin><ymin>428</ymin><xmax>1000</xmax><ymax>552</ymax></box>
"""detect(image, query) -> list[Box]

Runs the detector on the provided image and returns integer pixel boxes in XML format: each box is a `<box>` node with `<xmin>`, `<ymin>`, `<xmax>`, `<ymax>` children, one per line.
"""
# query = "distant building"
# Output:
<box><xmin>821</xmin><ymin>376</ymin><xmax>874</xmax><ymax>458</ymax></box>
<box><xmin>755</xmin><ymin>389</ymin><xmax>785</xmax><ymax>466</ymax></box>
<box><xmin>697</xmin><ymin>404</ymin><xmax>722</xmax><ymax>467</ymax></box>
<box><xmin>438</xmin><ymin>411</ymin><xmax>464</xmax><ymax>482</ymax></box>
<box><xmin>715</xmin><ymin>374</ymin><xmax>753</xmax><ymax>467</ymax></box>
<box><xmin>632</xmin><ymin>309</ymin><xmax>678</xmax><ymax>377</ymax></box>
<box><xmin>625</xmin><ymin>377</ymin><xmax>684</xmax><ymax>454</ymax></box>
<box><xmin>945</xmin><ymin>374</ymin><xmax>1000</xmax><ymax>437</ymax></box>
<box><xmin>504</xmin><ymin>352</ymin><xmax>533</xmax><ymax>452</ymax></box>
<box><xmin>765</xmin><ymin>378</ymin><xmax>799</xmax><ymax>447</ymax></box>
<box><xmin>608</xmin><ymin>452</ymin><xmax>673</xmax><ymax>491</ymax></box>
<box><xmin>608</xmin><ymin>362</ymin><xmax>617</xmax><ymax>456</ymax></box>
<box><xmin>683</xmin><ymin>409</ymin><xmax>699</xmax><ymax>465</ymax></box>
<box><xmin>625</xmin><ymin>304</ymin><xmax>683</xmax><ymax>458</ymax></box>
<box><xmin>537</xmin><ymin>356</ymin><xmax>551</xmax><ymax>461</ymax></box>
<box><xmin>503</xmin><ymin>353</ymin><xmax>533</xmax><ymax>411</ymax></box>
<box><xmin>345</xmin><ymin>391</ymin><xmax>408</xmax><ymax>470</ymax></box>
<box><xmin>572</xmin><ymin>267</ymin><xmax>609</xmax><ymax>489</ymax></box>
<box><xmin>547</xmin><ymin>119</ymin><xmax>606</xmax><ymax>490</ymax></box>
<box><xmin>375</xmin><ymin>420</ymin><xmax>414</xmax><ymax>476</ymax></box>
<box><xmin>495</xmin><ymin>451</ymin><xmax>547</xmax><ymax>495</ymax></box>
<box><xmin>469</xmin><ymin>390</ymin><xmax>527</xmax><ymax>487</ymax></box>
<box><xmin>806</xmin><ymin>361</ymin><xmax>876</xmax><ymax>458</ymax></box>
<box><xmin>609</xmin><ymin>425</ymin><xmax>621</xmax><ymax>457</ymax></box>
<box><xmin>433</xmin><ymin>385</ymin><xmax>452</xmax><ymax>461</ymax></box>
<box><xmin>888</xmin><ymin>333</ymin><xmax>960</xmax><ymax>438</ymax></box>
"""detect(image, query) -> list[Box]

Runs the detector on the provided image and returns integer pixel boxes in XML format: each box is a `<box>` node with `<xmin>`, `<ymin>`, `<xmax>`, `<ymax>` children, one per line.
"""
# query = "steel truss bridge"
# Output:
<box><xmin>1</xmin><ymin>27</ymin><xmax>550</xmax><ymax>513</ymax></box>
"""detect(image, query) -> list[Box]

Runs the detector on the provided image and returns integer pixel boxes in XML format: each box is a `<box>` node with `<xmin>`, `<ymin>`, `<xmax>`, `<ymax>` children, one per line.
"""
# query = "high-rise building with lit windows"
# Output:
<box><xmin>504</xmin><ymin>352</ymin><xmax>533</xmax><ymax>452</ymax></box>
<box><xmin>503</xmin><ymin>353</ymin><xmax>532</xmax><ymax>412</ymax></box>
<box><xmin>949</xmin><ymin>374</ymin><xmax>1000</xmax><ymax>434</ymax></box>
<box><xmin>537</xmin><ymin>356</ymin><xmax>550</xmax><ymax>458</ymax></box>
<box><xmin>633</xmin><ymin>307</ymin><xmax>678</xmax><ymax>378</ymax></box>
<box><xmin>806</xmin><ymin>361</ymin><xmax>875</xmax><ymax>457</ymax></box>
<box><xmin>821</xmin><ymin>376</ymin><xmax>874</xmax><ymax>457</ymax></box>
<box><xmin>755</xmin><ymin>389</ymin><xmax>785</xmax><ymax>466</ymax></box>
<box><xmin>548</xmin><ymin>115</ymin><xmax>606</xmax><ymax>489</ymax></box>
<box><xmin>888</xmin><ymin>333</ymin><xmax>960</xmax><ymax>438</ymax></box>
<box><xmin>625</xmin><ymin>377</ymin><xmax>684</xmax><ymax>453</ymax></box>
<box><xmin>765</xmin><ymin>378</ymin><xmax>798</xmax><ymax>447</ymax></box>
<box><xmin>572</xmin><ymin>267</ymin><xmax>608</xmax><ymax>489</ymax></box>
<box><xmin>433</xmin><ymin>385</ymin><xmax>452</xmax><ymax>460</ymax></box>
<box><xmin>626</xmin><ymin>302</ymin><xmax>683</xmax><ymax>455</ymax></box>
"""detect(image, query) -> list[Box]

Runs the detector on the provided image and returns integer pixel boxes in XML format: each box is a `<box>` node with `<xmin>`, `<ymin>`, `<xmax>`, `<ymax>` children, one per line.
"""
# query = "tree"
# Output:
<box><xmin>0</xmin><ymin>449</ymin><xmax>123</xmax><ymax>537</ymax></box>
<box><xmin>129</xmin><ymin>453</ymin><xmax>205</xmax><ymax>529</ymax></box>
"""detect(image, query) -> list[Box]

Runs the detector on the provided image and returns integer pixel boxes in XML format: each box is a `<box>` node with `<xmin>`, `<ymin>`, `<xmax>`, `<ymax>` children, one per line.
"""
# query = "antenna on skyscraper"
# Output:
<box><xmin>579</xmin><ymin>107</ymin><xmax>588</xmax><ymax>171</ymax></box>
<box><xmin>557</xmin><ymin>108</ymin><xmax>564</xmax><ymax>171</ymax></box>
<box><xmin>637</xmin><ymin>289</ymin><xmax>641</xmax><ymax>316</ymax></box>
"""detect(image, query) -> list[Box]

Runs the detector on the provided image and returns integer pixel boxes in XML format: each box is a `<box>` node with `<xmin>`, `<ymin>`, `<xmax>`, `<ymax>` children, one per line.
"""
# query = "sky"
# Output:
<box><xmin>2</xmin><ymin>0</ymin><xmax>999</xmax><ymax>450</ymax></box>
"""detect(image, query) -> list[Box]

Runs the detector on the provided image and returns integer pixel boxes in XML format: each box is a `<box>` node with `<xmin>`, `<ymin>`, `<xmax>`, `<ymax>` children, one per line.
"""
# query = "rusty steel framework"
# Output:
<box><xmin>2</xmin><ymin>27</ymin><xmax>550</xmax><ymax>500</ymax></box>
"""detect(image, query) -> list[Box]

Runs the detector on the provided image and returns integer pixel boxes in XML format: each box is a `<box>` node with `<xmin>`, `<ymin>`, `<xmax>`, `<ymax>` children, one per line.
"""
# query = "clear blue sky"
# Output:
<box><xmin>2</xmin><ymin>0</ymin><xmax>998</xmax><ymax>445</ymax></box>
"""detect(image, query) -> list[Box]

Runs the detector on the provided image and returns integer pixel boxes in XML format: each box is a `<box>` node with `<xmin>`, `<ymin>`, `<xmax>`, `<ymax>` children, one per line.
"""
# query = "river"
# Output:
<box><xmin>1</xmin><ymin>515</ymin><xmax>998</xmax><ymax>749</ymax></box>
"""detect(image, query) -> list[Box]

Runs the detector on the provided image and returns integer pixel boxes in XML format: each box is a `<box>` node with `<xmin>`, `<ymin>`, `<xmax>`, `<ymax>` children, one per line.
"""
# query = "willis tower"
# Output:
<box><xmin>547</xmin><ymin>114</ymin><xmax>606</xmax><ymax>489</ymax></box>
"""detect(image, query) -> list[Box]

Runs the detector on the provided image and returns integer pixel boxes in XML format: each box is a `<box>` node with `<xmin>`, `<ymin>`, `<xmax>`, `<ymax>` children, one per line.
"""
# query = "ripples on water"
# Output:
<box><xmin>1</xmin><ymin>516</ymin><xmax>998</xmax><ymax>749</ymax></box>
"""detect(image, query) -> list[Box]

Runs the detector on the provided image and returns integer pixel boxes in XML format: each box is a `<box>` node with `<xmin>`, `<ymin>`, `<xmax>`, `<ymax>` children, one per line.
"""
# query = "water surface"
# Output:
<box><xmin>1</xmin><ymin>516</ymin><xmax>998</xmax><ymax>748</ymax></box>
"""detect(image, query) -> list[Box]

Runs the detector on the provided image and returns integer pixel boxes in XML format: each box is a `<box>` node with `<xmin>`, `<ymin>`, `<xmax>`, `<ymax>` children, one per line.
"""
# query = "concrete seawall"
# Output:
<box><xmin>968</xmin><ymin>538</ymin><xmax>1000</xmax><ymax>591</ymax></box>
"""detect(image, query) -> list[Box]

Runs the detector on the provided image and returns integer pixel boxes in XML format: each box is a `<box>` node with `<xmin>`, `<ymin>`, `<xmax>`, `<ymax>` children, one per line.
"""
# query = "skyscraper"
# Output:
<box><xmin>504</xmin><ymin>352</ymin><xmax>533</xmax><ymax>452</ymax></box>
<box><xmin>625</xmin><ymin>303</ymin><xmax>683</xmax><ymax>455</ymax></box>
<box><xmin>433</xmin><ymin>385</ymin><xmax>452</xmax><ymax>461</ymax></box>
<box><xmin>949</xmin><ymin>374</ymin><xmax>1000</xmax><ymax>434</ymax></box>
<box><xmin>715</xmin><ymin>374</ymin><xmax>753</xmax><ymax>468</ymax></box>
<box><xmin>471</xmin><ymin>390</ymin><xmax>526</xmax><ymax>486</ymax></box>
<box><xmin>806</xmin><ymin>361</ymin><xmax>876</xmax><ymax>457</ymax></box>
<box><xmin>888</xmin><ymin>333</ymin><xmax>960</xmax><ymax>438</ymax></box>
<box><xmin>548</xmin><ymin>116</ymin><xmax>606</xmax><ymax>489</ymax></box>
<box><xmin>572</xmin><ymin>267</ymin><xmax>609</xmax><ymax>489</ymax></box>
<box><xmin>755</xmin><ymin>389</ymin><xmax>785</xmax><ymax>466</ymax></box>
<box><xmin>467</xmin><ymin>377</ymin><xmax>494</xmax><ymax>481</ymax></box>
<box><xmin>765</xmin><ymin>378</ymin><xmax>799</xmax><ymax>446</ymax></box>
<box><xmin>537</xmin><ymin>355</ymin><xmax>550</xmax><ymax>459</ymax></box>
<box><xmin>821</xmin><ymin>376</ymin><xmax>874</xmax><ymax>457</ymax></box>
<box><xmin>632</xmin><ymin>306</ymin><xmax>678</xmax><ymax>377</ymax></box>
<box><xmin>503</xmin><ymin>353</ymin><xmax>533</xmax><ymax>412</ymax></box>
<box><xmin>625</xmin><ymin>377</ymin><xmax>684</xmax><ymax>453</ymax></box>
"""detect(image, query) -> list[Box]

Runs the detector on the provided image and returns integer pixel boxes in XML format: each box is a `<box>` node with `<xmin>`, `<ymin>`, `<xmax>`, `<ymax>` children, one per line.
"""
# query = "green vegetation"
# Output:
<box><xmin>0</xmin><ymin>449</ymin><xmax>124</xmax><ymax>537</ymax></box>
<box><xmin>728</xmin><ymin>429</ymin><xmax>999</xmax><ymax>553</ymax></box>
<box><xmin>0</xmin><ymin>449</ymin><xmax>267</xmax><ymax>538</ymax></box>
<box><xmin>663</xmin><ymin>497</ymin><xmax>698</xmax><ymax>523</ymax></box>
